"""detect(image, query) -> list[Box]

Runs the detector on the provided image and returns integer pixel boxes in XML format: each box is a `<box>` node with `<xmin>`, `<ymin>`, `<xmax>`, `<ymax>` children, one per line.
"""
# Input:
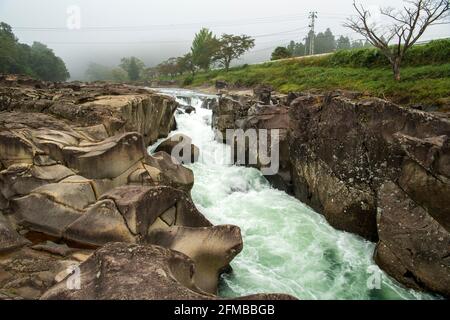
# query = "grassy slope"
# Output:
<box><xmin>186</xmin><ymin>61</ymin><xmax>450</xmax><ymax>107</ymax></box>
<box><xmin>181</xmin><ymin>39</ymin><xmax>450</xmax><ymax>108</ymax></box>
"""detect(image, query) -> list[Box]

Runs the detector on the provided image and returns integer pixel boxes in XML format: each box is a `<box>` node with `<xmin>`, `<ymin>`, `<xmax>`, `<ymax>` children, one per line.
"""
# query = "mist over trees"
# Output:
<box><xmin>83</xmin><ymin>28</ymin><xmax>255</xmax><ymax>82</ymax></box>
<box><xmin>0</xmin><ymin>22</ymin><xmax>70</xmax><ymax>81</ymax></box>
<box><xmin>272</xmin><ymin>27</ymin><xmax>372</xmax><ymax>60</ymax></box>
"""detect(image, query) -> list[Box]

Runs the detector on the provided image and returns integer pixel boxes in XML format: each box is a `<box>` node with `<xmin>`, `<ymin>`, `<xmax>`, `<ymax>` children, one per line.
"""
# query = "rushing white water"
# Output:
<box><xmin>150</xmin><ymin>88</ymin><xmax>436</xmax><ymax>300</ymax></box>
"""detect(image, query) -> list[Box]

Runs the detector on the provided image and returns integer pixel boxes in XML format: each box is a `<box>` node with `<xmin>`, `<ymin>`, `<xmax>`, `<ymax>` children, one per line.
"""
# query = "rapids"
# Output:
<box><xmin>149</xmin><ymin>88</ymin><xmax>435</xmax><ymax>300</ymax></box>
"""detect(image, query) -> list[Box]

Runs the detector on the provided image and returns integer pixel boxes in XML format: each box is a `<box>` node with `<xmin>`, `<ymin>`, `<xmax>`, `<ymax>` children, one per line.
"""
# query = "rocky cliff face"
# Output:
<box><xmin>0</xmin><ymin>76</ymin><xmax>292</xmax><ymax>300</ymax></box>
<box><xmin>212</xmin><ymin>94</ymin><xmax>292</xmax><ymax>192</ymax></box>
<box><xmin>211</xmin><ymin>89</ymin><xmax>450</xmax><ymax>297</ymax></box>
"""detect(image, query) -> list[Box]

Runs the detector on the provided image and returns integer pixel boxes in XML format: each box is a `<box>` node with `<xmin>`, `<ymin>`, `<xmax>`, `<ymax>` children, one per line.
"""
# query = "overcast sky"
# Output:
<box><xmin>1</xmin><ymin>0</ymin><xmax>448</xmax><ymax>79</ymax></box>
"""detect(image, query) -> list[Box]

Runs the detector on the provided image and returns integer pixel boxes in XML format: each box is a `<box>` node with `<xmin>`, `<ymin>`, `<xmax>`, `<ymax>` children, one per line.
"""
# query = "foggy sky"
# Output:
<box><xmin>0</xmin><ymin>0</ymin><xmax>448</xmax><ymax>80</ymax></box>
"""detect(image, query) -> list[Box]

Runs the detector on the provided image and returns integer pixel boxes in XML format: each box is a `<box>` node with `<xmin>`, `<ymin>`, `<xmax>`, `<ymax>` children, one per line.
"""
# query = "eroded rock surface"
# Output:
<box><xmin>41</xmin><ymin>243</ymin><xmax>296</xmax><ymax>300</ymax></box>
<box><xmin>155</xmin><ymin>133</ymin><xmax>200</xmax><ymax>164</ymax></box>
<box><xmin>211</xmin><ymin>89</ymin><xmax>450</xmax><ymax>297</ymax></box>
<box><xmin>0</xmin><ymin>77</ymin><xmax>263</xmax><ymax>300</ymax></box>
<box><xmin>147</xmin><ymin>225</ymin><xmax>243</xmax><ymax>294</ymax></box>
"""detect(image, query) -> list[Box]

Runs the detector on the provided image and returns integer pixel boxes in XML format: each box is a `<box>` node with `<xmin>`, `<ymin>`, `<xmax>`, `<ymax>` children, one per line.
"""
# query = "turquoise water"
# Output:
<box><xmin>151</xmin><ymin>88</ymin><xmax>435</xmax><ymax>300</ymax></box>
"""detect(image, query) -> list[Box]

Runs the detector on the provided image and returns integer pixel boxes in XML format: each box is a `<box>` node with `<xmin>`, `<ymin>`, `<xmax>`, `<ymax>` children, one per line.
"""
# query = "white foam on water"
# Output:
<box><xmin>149</xmin><ymin>88</ymin><xmax>437</xmax><ymax>300</ymax></box>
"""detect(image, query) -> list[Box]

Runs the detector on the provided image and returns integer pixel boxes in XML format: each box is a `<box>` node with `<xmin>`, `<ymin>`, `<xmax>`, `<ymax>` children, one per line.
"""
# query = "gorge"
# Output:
<box><xmin>0</xmin><ymin>75</ymin><xmax>448</xmax><ymax>300</ymax></box>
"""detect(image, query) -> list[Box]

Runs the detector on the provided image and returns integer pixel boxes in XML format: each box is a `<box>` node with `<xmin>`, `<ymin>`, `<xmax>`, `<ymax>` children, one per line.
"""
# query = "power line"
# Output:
<box><xmin>12</xmin><ymin>13</ymin><xmax>310</xmax><ymax>32</ymax></box>
<box><xmin>42</xmin><ymin>27</ymin><xmax>310</xmax><ymax>45</ymax></box>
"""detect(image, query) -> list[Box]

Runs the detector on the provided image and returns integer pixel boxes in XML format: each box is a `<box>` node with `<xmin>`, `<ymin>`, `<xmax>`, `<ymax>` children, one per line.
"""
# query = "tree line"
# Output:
<box><xmin>0</xmin><ymin>22</ymin><xmax>70</xmax><ymax>81</ymax></box>
<box><xmin>86</xmin><ymin>28</ymin><xmax>255</xmax><ymax>82</ymax></box>
<box><xmin>271</xmin><ymin>27</ymin><xmax>372</xmax><ymax>60</ymax></box>
<box><xmin>155</xmin><ymin>28</ymin><xmax>255</xmax><ymax>78</ymax></box>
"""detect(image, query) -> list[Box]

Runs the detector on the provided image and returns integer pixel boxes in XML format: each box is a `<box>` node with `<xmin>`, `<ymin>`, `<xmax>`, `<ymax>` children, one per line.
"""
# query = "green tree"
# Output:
<box><xmin>85</xmin><ymin>63</ymin><xmax>113</xmax><ymax>81</ymax></box>
<box><xmin>0</xmin><ymin>22</ymin><xmax>69</xmax><ymax>81</ymax></box>
<box><xmin>336</xmin><ymin>36</ymin><xmax>351</xmax><ymax>50</ymax></box>
<box><xmin>120</xmin><ymin>57</ymin><xmax>145</xmax><ymax>81</ymax></box>
<box><xmin>111</xmin><ymin>68</ymin><xmax>128</xmax><ymax>82</ymax></box>
<box><xmin>315</xmin><ymin>28</ymin><xmax>336</xmax><ymax>54</ymax></box>
<box><xmin>157</xmin><ymin>57</ymin><xmax>180</xmax><ymax>78</ymax></box>
<box><xmin>191</xmin><ymin>28</ymin><xmax>219</xmax><ymax>71</ymax></box>
<box><xmin>29</xmin><ymin>42</ymin><xmax>70</xmax><ymax>81</ymax></box>
<box><xmin>177</xmin><ymin>53</ymin><xmax>196</xmax><ymax>76</ymax></box>
<box><xmin>213</xmin><ymin>34</ymin><xmax>255</xmax><ymax>71</ymax></box>
<box><xmin>271</xmin><ymin>47</ymin><xmax>292</xmax><ymax>60</ymax></box>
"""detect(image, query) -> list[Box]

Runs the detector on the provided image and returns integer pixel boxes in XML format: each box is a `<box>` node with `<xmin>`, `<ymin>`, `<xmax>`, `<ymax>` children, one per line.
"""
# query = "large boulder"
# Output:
<box><xmin>288</xmin><ymin>92</ymin><xmax>450</xmax><ymax>296</ymax></box>
<box><xmin>40</xmin><ymin>243</ymin><xmax>296</xmax><ymax>300</ymax></box>
<box><xmin>211</xmin><ymin>96</ymin><xmax>292</xmax><ymax>191</ymax></box>
<box><xmin>144</xmin><ymin>152</ymin><xmax>194</xmax><ymax>193</ymax></box>
<box><xmin>100</xmin><ymin>185</ymin><xmax>211</xmax><ymax>236</ymax></box>
<box><xmin>1</xmin><ymin>82</ymin><xmax>178</xmax><ymax>146</ymax></box>
<box><xmin>288</xmin><ymin>93</ymin><xmax>450</xmax><ymax>241</ymax></box>
<box><xmin>63</xmin><ymin>199</ymin><xmax>136</xmax><ymax>247</ymax></box>
<box><xmin>61</xmin><ymin>132</ymin><xmax>146</xmax><ymax>180</ymax></box>
<box><xmin>154</xmin><ymin>134</ymin><xmax>200</xmax><ymax>164</ymax></box>
<box><xmin>147</xmin><ymin>225</ymin><xmax>243</xmax><ymax>294</ymax></box>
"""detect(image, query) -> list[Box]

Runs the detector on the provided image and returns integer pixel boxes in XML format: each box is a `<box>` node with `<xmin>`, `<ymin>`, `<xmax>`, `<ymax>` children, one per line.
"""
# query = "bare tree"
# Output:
<box><xmin>345</xmin><ymin>0</ymin><xmax>449</xmax><ymax>81</ymax></box>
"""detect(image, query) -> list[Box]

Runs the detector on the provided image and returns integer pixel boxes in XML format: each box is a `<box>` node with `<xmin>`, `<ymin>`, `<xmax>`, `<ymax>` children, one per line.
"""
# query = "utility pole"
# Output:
<box><xmin>308</xmin><ymin>11</ymin><xmax>318</xmax><ymax>55</ymax></box>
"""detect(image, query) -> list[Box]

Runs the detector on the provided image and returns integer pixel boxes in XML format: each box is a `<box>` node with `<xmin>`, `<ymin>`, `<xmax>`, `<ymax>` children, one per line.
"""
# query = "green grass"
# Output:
<box><xmin>175</xmin><ymin>40</ymin><xmax>450</xmax><ymax>108</ymax></box>
<box><xmin>181</xmin><ymin>61</ymin><xmax>450</xmax><ymax>107</ymax></box>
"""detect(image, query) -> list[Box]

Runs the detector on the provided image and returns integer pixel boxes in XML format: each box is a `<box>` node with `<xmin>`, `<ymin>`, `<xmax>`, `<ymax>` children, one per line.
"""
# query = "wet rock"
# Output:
<box><xmin>179</xmin><ymin>104</ymin><xmax>196</xmax><ymax>114</ymax></box>
<box><xmin>253</xmin><ymin>85</ymin><xmax>273</xmax><ymax>105</ymax></box>
<box><xmin>375</xmin><ymin>182</ymin><xmax>450</xmax><ymax>297</ymax></box>
<box><xmin>201</xmin><ymin>97</ymin><xmax>218</xmax><ymax>110</ymax></box>
<box><xmin>147</xmin><ymin>225</ymin><xmax>243</xmax><ymax>294</ymax></box>
<box><xmin>155</xmin><ymin>134</ymin><xmax>200</xmax><ymax>164</ymax></box>
<box><xmin>144</xmin><ymin>152</ymin><xmax>194</xmax><ymax>193</ymax></box>
<box><xmin>212</xmin><ymin>96</ymin><xmax>292</xmax><ymax>190</ymax></box>
<box><xmin>288</xmin><ymin>94</ymin><xmax>450</xmax><ymax>241</ymax></box>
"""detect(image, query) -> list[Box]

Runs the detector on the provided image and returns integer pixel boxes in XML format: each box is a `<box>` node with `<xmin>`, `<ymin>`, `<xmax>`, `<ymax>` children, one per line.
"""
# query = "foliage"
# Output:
<box><xmin>120</xmin><ymin>57</ymin><xmax>145</xmax><ymax>81</ymax></box>
<box><xmin>329</xmin><ymin>39</ymin><xmax>450</xmax><ymax>68</ymax></box>
<box><xmin>191</xmin><ymin>28</ymin><xmax>219</xmax><ymax>71</ymax></box>
<box><xmin>28</xmin><ymin>42</ymin><xmax>70</xmax><ymax>81</ymax></box>
<box><xmin>213</xmin><ymin>34</ymin><xmax>255</xmax><ymax>71</ymax></box>
<box><xmin>345</xmin><ymin>0</ymin><xmax>450</xmax><ymax>80</ymax></box>
<box><xmin>85</xmin><ymin>63</ymin><xmax>130</xmax><ymax>82</ymax></box>
<box><xmin>0</xmin><ymin>22</ymin><xmax>69</xmax><ymax>81</ymax></box>
<box><xmin>178</xmin><ymin>43</ymin><xmax>450</xmax><ymax>107</ymax></box>
<box><xmin>271</xmin><ymin>47</ymin><xmax>292</xmax><ymax>60</ymax></box>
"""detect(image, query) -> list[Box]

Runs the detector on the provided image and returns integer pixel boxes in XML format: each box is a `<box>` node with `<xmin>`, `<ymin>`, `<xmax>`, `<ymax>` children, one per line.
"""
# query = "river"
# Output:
<box><xmin>149</xmin><ymin>88</ymin><xmax>435</xmax><ymax>300</ymax></box>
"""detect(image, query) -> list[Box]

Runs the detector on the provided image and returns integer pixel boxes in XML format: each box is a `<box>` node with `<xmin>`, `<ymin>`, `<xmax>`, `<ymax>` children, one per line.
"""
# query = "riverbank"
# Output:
<box><xmin>182</xmin><ymin>63</ymin><xmax>450</xmax><ymax>110</ymax></box>
<box><xmin>155</xmin><ymin>88</ymin><xmax>437</xmax><ymax>300</ymax></box>
<box><xmin>0</xmin><ymin>75</ymin><xmax>293</xmax><ymax>300</ymax></box>
<box><xmin>176</xmin><ymin>40</ymin><xmax>450</xmax><ymax>110</ymax></box>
